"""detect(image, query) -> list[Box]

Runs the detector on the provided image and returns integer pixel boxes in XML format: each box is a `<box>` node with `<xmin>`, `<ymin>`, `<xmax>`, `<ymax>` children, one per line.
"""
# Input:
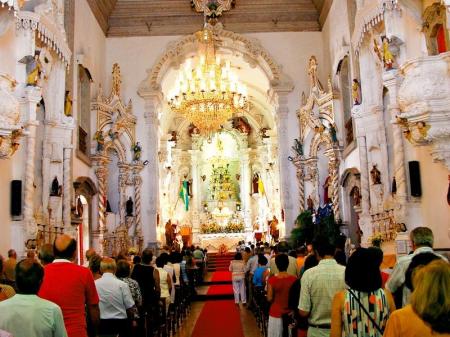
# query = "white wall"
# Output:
<box><xmin>72</xmin><ymin>0</ymin><xmax>106</xmax><ymax>181</ymax></box>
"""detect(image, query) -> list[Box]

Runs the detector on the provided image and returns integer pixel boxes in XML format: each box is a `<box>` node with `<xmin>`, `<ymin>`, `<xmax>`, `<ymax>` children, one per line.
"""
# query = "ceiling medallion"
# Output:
<box><xmin>168</xmin><ymin>24</ymin><xmax>248</xmax><ymax>135</ymax></box>
<box><xmin>191</xmin><ymin>0</ymin><xmax>235</xmax><ymax>18</ymax></box>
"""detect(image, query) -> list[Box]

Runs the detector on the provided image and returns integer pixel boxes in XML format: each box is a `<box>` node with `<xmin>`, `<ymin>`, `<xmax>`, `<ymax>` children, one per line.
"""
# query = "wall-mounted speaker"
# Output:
<box><xmin>10</xmin><ymin>180</ymin><xmax>22</xmax><ymax>217</ymax></box>
<box><xmin>409</xmin><ymin>161</ymin><xmax>422</xmax><ymax>197</ymax></box>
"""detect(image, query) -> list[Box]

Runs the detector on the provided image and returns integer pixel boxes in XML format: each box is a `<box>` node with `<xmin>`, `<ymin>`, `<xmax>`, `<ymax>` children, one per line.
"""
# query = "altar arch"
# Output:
<box><xmin>137</xmin><ymin>26</ymin><xmax>295</xmax><ymax>249</ymax></box>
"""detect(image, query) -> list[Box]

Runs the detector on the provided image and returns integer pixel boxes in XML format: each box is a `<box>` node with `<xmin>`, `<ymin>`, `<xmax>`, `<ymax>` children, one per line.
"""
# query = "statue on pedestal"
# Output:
<box><xmin>370</xmin><ymin>164</ymin><xmax>382</xmax><ymax>185</ymax></box>
<box><xmin>252</xmin><ymin>173</ymin><xmax>259</xmax><ymax>194</ymax></box>
<box><xmin>19</xmin><ymin>51</ymin><xmax>43</xmax><ymax>86</ymax></box>
<box><xmin>132</xmin><ymin>142</ymin><xmax>142</xmax><ymax>161</ymax></box>
<box><xmin>94</xmin><ymin>131</ymin><xmax>105</xmax><ymax>152</ymax></box>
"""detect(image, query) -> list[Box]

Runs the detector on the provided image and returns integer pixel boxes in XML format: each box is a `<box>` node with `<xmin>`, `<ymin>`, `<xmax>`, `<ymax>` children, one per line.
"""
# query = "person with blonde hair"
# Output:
<box><xmin>383</xmin><ymin>260</ymin><xmax>450</xmax><ymax>337</ymax></box>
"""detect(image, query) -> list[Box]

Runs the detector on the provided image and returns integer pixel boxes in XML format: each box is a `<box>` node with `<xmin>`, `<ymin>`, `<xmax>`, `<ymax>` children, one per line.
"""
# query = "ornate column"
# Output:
<box><xmin>240</xmin><ymin>148</ymin><xmax>252</xmax><ymax>230</ymax></box>
<box><xmin>133</xmin><ymin>164</ymin><xmax>144</xmax><ymax>249</ymax></box>
<box><xmin>292</xmin><ymin>156</ymin><xmax>305</xmax><ymax>213</ymax></box>
<box><xmin>118</xmin><ymin>163</ymin><xmax>129</xmax><ymax>225</ymax></box>
<box><xmin>22</xmin><ymin>87</ymin><xmax>42</xmax><ymax>237</ymax></box>
<box><xmin>93</xmin><ymin>157</ymin><xmax>109</xmax><ymax>255</ymax></box>
<box><xmin>383</xmin><ymin>70</ymin><xmax>407</xmax><ymax>221</ymax></box>
<box><xmin>189</xmin><ymin>149</ymin><xmax>201</xmax><ymax>230</ymax></box>
<box><xmin>328</xmin><ymin>156</ymin><xmax>340</xmax><ymax>221</ymax></box>
<box><xmin>62</xmin><ymin>146</ymin><xmax>72</xmax><ymax>227</ymax></box>
<box><xmin>138</xmin><ymin>91</ymin><xmax>163</xmax><ymax>246</ymax></box>
<box><xmin>269</xmin><ymin>88</ymin><xmax>294</xmax><ymax>228</ymax></box>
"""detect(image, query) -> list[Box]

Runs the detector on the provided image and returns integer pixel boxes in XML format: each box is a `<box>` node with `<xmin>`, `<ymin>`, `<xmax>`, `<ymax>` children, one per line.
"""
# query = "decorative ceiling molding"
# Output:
<box><xmin>88</xmin><ymin>0</ymin><xmax>322</xmax><ymax>37</ymax></box>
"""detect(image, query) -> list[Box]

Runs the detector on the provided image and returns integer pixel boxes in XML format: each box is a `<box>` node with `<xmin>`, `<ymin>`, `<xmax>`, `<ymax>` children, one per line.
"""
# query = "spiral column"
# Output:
<box><xmin>62</xmin><ymin>147</ymin><xmax>72</xmax><ymax>227</ymax></box>
<box><xmin>292</xmin><ymin>156</ymin><xmax>305</xmax><ymax>213</ymax></box>
<box><xmin>133</xmin><ymin>166</ymin><xmax>143</xmax><ymax>236</ymax></box>
<box><xmin>95</xmin><ymin>165</ymin><xmax>108</xmax><ymax>255</ymax></box>
<box><xmin>329</xmin><ymin>157</ymin><xmax>340</xmax><ymax>221</ymax></box>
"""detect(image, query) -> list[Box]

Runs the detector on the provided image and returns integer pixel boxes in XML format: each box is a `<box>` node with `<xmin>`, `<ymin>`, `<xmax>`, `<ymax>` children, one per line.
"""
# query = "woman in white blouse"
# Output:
<box><xmin>229</xmin><ymin>252</ymin><xmax>246</xmax><ymax>305</ymax></box>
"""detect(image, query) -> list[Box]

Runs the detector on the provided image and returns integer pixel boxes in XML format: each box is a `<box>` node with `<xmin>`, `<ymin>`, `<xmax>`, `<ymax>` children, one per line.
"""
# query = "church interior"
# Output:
<box><xmin>0</xmin><ymin>0</ymin><xmax>449</xmax><ymax>275</ymax></box>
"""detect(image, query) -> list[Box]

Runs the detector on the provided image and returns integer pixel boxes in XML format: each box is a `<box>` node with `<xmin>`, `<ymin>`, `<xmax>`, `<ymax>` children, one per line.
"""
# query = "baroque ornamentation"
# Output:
<box><xmin>0</xmin><ymin>74</ymin><xmax>23</xmax><ymax>159</ymax></box>
<box><xmin>397</xmin><ymin>52</ymin><xmax>450</xmax><ymax>168</ymax></box>
<box><xmin>16</xmin><ymin>10</ymin><xmax>71</xmax><ymax>66</ymax></box>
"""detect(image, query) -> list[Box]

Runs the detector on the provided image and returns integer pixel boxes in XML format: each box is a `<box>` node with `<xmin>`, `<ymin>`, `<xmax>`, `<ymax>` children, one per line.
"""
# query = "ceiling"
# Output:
<box><xmin>87</xmin><ymin>0</ymin><xmax>332</xmax><ymax>37</ymax></box>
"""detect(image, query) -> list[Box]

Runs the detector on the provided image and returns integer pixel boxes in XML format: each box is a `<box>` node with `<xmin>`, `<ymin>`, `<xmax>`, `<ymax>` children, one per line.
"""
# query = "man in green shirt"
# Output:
<box><xmin>0</xmin><ymin>259</ymin><xmax>67</xmax><ymax>337</ymax></box>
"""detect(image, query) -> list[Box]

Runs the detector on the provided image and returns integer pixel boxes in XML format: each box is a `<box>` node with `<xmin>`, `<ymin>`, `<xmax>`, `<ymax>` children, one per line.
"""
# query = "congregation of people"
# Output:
<box><xmin>230</xmin><ymin>227</ymin><xmax>450</xmax><ymax>337</ymax></box>
<box><xmin>0</xmin><ymin>226</ymin><xmax>449</xmax><ymax>337</ymax></box>
<box><xmin>0</xmin><ymin>237</ymin><xmax>207</xmax><ymax>337</ymax></box>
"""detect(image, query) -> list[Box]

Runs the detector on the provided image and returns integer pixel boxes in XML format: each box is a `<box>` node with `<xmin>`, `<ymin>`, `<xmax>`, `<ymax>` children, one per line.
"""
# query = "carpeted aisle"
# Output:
<box><xmin>191</xmin><ymin>271</ymin><xmax>245</xmax><ymax>337</ymax></box>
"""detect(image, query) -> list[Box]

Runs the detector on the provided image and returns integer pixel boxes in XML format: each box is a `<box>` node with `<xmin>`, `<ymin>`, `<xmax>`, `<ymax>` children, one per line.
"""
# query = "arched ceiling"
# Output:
<box><xmin>87</xmin><ymin>0</ymin><xmax>333</xmax><ymax>37</ymax></box>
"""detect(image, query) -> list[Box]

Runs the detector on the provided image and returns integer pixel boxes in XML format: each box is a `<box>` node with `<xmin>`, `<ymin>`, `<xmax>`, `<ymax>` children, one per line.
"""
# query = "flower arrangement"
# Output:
<box><xmin>200</xmin><ymin>222</ymin><xmax>244</xmax><ymax>234</ymax></box>
<box><xmin>370</xmin><ymin>232</ymin><xmax>384</xmax><ymax>247</ymax></box>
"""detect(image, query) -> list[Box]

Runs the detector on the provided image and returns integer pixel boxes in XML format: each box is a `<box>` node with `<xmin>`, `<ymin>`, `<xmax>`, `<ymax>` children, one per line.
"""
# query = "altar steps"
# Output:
<box><xmin>206</xmin><ymin>252</ymin><xmax>235</xmax><ymax>272</ymax></box>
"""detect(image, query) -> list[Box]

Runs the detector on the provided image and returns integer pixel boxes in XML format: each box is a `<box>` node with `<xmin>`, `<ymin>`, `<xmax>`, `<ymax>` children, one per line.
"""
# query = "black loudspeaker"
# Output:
<box><xmin>10</xmin><ymin>180</ymin><xmax>22</xmax><ymax>217</ymax></box>
<box><xmin>409</xmin><ymin>161</ymin><xmax>422</xmax><ymax>197</ymax></box>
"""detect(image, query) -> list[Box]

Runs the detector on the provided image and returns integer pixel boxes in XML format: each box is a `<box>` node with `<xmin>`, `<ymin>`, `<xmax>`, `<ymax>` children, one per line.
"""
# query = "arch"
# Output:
<box><xmin>138</xmin><ymin>27</ymin><xmax>292</xmax><ymax>95</ymax></box>
<box><xmin>340</xmin><ymin>167</ymin><xmax>361</xmax><ymax>186</ymax></box>
<box><xmin>74</xmin><ymin>176</ymin><xmax>97</xmax><ymax>196</ymax></box>
<box><xmin>309</xmin><ymin>132</ymin><xmax>334</xmax><ymax>158</ymax></box>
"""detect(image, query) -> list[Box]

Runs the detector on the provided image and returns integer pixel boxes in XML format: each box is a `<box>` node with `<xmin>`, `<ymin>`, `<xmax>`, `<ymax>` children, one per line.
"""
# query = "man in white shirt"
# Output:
<box><xmin>0</xmin><ymin>259</ymin><xmax>67</xmax><ymax>337</ymax></box>
<box><xmin>386</xmin><ymin>227</ymin><xmax>447</xmax><ymax>307</ymax></box>
<box><xmin>299</xmin><ymin>236</ymin><xmax>346</xmax><ymax>337</ymax></box>
<box><xmin>95</xmin><ymin>257</ymin><xmax>135</xmax><ymax>337</ymax></box>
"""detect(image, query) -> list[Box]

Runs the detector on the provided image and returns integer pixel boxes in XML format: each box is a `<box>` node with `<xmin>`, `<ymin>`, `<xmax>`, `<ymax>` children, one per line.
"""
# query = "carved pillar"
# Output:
<box><xmin>189</xmin><ymin>150</ymin><xmax>201</xmax><ymax>230</ymax></box>
<box><xmin>118</xmin><ymin>163</ymin><xmax>128</xmax><ymax>225</ymax></box>
<box><xmin>62</xmin><ymin>146</ymin><xmax>72</xmax><ymax>227</ymax></box>
<box><xmin>292</xmin><ymin>156</ymin><xmax>305</xmax><ymax>213</ymax></box>
<box><xmin>383</xmin><ymin>70</ymin><xmax>407</xmax><ymax>221</ymax></box>
<box><xmin>22</xmin><ymin>87</ymin><xmax>41</xmax><ymax>237</ymax></box>
<box><xmin>133</xmin><ymin>164</ymin><xmax>144</xmax><ymax>239</ymax></box>
<box><xmin>329</xmin><ymin>156</ymin><xmax>340</xmax><ymax>221</ymax></box>
<box><xmin>271</xmin><ymin>91</ymin><xmax>293</xmax><ymax>227</ymax></box>
<box><xmin>139</xmin><ymin>91</ymin><xmax>162</xmax><ymax>246</ymax></box>
<box><xmin>240</xmin><ymin>148</ymin><xmax>252</xmax><ymax>230</ymax></box>
<box><xmin>94</xmin><ymin>161</ymin><xmax>108</xmax><ymax>255</ymax></box>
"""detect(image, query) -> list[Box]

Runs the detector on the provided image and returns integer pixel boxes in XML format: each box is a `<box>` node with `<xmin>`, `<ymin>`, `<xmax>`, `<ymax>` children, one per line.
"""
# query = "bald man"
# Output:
<box><xmin>38</xmin><ymin>235</ymin><xmax>100</xmax><ymax>337</ymax></box>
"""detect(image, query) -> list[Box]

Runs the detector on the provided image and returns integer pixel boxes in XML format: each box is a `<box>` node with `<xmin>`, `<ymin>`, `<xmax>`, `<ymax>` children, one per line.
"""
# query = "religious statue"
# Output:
<box><xmin>329</xmin><ymin>124</ymin><xmax>338</xmax><ymax>144</ymax></box>
<box><xmin>165</xmin><ymin>219</ymin><xmax>174</xmax><ymax>246</ymax></box>
<box><xmin>132</xmin><ymin>142</ymin><xmax>142</xmax><ymax>161</ymax></box>
<box><xmin>126</xmin><ymin>197</ymin><xmax>133</xmax><ymax>216</ymax></box>
<box><xmin>351</xmin><ymin>186</ymin><xmax>361</xmax><ymax>206</ymax></box>
<box><xmin>370</xmin><ymin>164</ymin><xmax>382</xmax><ymax>185</ymax></box>
<box><xmin>232</xmin><ymin>116</ymin><xmax>251</xmax><ymax>134</ymax></box>
<box><xmin>106</xmin><ymin>200</ymin><xmax>112</xmax><ymax>213</ymax></box>
<box><xmin>94</xmin><ymin>130</ymin><xmax>105</xmax><ymax>152</ymax></box>
<box><xmin>260</xmin><ymin>127</ymin><xmax>270</xmax><ymax>139</ymax></box>
<box><xmin>64</xmin><ymin>91</ymin><xmax>72</xmax><ymax>117</ymax></box>
<box><xmin>391</xmin><ymin>177</ymin><xmax>397</xmax><ymax>195</ymax></box>
<box><xmin>169</xmin><ymin>131</ymin><xmax>177</xmax><ymax>142</ymax></box>
<box><xmin>292</xmin><ymin>138</ymin><xmax>303</xmax><ymax>156</ymax></box>
<box><xmin>382</xmin><ymin>36</ymin><xmax>395</xmax><ymax>70</ymax></box>
<box><xmin>19</xmin><ymin>51</ymin><xmax>43</xmax><ymax>86</ymax></box>
<box><xmin>76</xmin><ymin>196</ymin><xmax>83</xmax><ymax>217</ymax></box>
<box><xmin>323</xmin><ymin>176</ymin><xmax>331</xmax><ymax>204</ymax></box>
<box><xmin>50</xmin><ymin>176</ymin><xmax>61</xmax><ymax>196</ymax></box>
<box><xmin>109</xmin><ymin>129</ymin><xmax>118</xmax><ymax>140</ymax></box>
<box><xmin>269</xmin><ymin>216</ymin><xmax>279</xmax><ymax>243</ymax></box>
<box><xmin>307</xmin><ymin>195</ymin><xmax>314</xmax><ymax>211</ymax></box>
<box><xmin>188</xmin><ymin>123</ymin><xmax>200</xmax><ymax>136</ymax></box>
<box><xmin>352</xmin><ymin>79</ymin><xmax>361</xmax><ymax>105</ymax></box>
<box><xmin>252</xmin><ymin>173</ymin><xmax>259</xmax><ymax>194</ymax></box>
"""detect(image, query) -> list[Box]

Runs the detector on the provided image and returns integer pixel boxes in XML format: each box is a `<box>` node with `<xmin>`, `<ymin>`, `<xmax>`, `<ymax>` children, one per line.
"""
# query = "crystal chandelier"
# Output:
<box><xmin>168</xmin><ymin>28</ymin><xmax>248</xmax><ymax>134</ymax></box>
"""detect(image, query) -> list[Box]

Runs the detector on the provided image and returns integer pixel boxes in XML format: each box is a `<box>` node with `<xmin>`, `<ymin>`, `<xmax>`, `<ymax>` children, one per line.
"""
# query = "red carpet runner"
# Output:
<box><xmin>191</xmin><ymin>272</ymin><xmax>245</xmax><ymax>337</ymax></box>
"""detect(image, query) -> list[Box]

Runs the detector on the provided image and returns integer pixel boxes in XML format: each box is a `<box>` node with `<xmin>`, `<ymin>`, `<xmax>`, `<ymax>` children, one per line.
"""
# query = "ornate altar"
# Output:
<box><xmin>293</xmin><ymin>56</ymin><xmax>341</xmax><ymax>220</ymax></box>
<box><xmin>91</xmin><ymin>63</ymin><xmax>144</xmax><ymax>255</ymax></box>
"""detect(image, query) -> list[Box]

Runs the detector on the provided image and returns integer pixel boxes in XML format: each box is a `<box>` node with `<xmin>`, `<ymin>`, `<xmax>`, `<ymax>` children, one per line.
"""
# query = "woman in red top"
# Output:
<box><xmin>267</xmin><ymin>254</ymin><xmax>297</xmax><ymax>337</ymax></box>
